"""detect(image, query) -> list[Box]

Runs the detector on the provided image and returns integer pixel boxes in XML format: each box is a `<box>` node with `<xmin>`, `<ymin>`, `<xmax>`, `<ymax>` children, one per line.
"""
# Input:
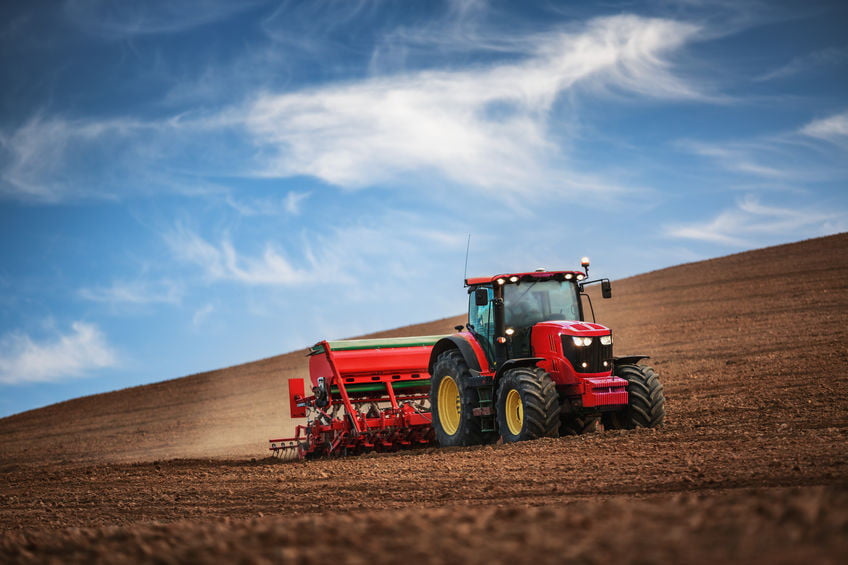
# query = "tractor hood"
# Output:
<box><xmin>535</xmin><ymin>320</ymin><xmax>611</xmax><ymax>337</ymax></box>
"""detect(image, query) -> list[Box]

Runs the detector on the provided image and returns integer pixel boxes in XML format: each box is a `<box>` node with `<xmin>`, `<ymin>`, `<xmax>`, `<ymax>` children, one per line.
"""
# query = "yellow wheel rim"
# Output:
<box><xmin>438</xmin><ymin>376</ymin><xmax>461</xmax><ymax>435</ymax></box>
<box><xmin>505</xmin><ymin>389</ymin><xmax>523</xmax><ymax>435</ymax></box>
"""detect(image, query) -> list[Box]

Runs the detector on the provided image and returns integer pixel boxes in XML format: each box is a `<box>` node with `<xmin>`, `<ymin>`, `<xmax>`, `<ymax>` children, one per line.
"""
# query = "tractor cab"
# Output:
<box><xmin>465</xmin><ymin>263</ymin><xmax>607</xmax><ymax>368</ymax></box>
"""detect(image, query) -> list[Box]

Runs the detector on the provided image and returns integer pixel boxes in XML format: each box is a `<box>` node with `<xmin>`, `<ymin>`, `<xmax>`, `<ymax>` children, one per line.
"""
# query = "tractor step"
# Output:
<box><xmin>476</xmin><ymin>386</ymin><xmax>496</xmax><ymax>432</ymax></box>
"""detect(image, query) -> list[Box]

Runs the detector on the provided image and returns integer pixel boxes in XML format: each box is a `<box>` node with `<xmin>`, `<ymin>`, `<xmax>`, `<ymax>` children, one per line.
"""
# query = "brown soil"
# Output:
<box><xmin>1</xmin><ymin>234</ymin><xmax>847</xmax><ymax>563</ymax></box>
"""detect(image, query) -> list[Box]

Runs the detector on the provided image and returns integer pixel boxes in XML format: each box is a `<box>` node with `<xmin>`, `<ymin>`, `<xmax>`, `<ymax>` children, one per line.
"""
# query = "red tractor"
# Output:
<box><xmin>428</xmin><ymin>259</ymin><xmax>665</xmax><ymax>446</ymax></box>
<box><xmin>270</xmin><ymin>259</ymin><xmax>664</xmax><ymax>458</ymax></box>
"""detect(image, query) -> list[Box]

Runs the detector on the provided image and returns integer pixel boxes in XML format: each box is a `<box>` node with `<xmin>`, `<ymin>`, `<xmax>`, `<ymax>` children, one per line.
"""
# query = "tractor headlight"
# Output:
<box><xmin>505</xmin><ymin>327</ymin><xmax>515</xmax><ymax>336</ymax></box>
<box><xmin>600</xmin><ymin>335</ymin><xmax>612</xmax><ymax>346</ymax></box>
<box><xmin>572</xmin><ymin>336</ymin><xmax>593</xmax><ymax>347</ymax></box>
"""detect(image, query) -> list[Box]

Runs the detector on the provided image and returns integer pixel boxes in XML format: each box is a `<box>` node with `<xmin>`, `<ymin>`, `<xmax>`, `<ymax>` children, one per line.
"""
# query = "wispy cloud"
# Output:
<box><xmin>79</xmin><ymin>280</ymin><xmax>182</xmax><ymax>305</ymax></box>
<box><xmin>679</xmin><ymin>112</ymin><xmax>848</xmax><ymax>185</ymax></box>
<box><xmin>665</xmin><ymin>195</ymin><xmax>846</xmax><ymax>246</ymax></box>
<box><xmin>244</xmin><ymin>15</ymin><xmax>705</xmax><ymax>195</ymax></box>
<box><xmin>224</xmin><ymin>191</ymin><xmax>311</xmax><ymax>217</ymax></box>
<box><xmin>755</xmin><ymin>46</ymin><xmax>848</xmax><ymax>82</ymax></box>
<box><xmin>164</xmin><ymin>224</ymin><xmax>309</xmax><ymax>285</ymax></box>
<box><xmin>2</xmin><ymin>14</ymin><xmax>707</xmax><ymax>204</ymax></box>
<box><xmin>0</xmin><ymin>114</ymin><xmax>153</xmax><ymax>202</ymax></box>
<box><xmin>800</xmin><ymin>110</ymin><xmax>848</xmax><ymax>146</ymax></box>
<box><xmin>164</xmin><ymin>208</ymin><xmax>467</xmax><ymax>291</ymax></box>
<box><xmin>368</xmin><ymin>0</ymin><xmax>529</xmax><ymax>72</ymax></box>
<box><xmin>261</xmin><ymin>0</ymin><xmax>381</xmax><ymax>49</ymax></box>
<box><xmin>192</xmin><ymin>303</ymin><xmax>215</xmax><ymax>329</ymax></box>
<box><xmin>681</xmin><ymin>141</ymin><xmax>788</xmax><ymax>179</ymax></box>
<box><xmin>285</xmin><ymin>191</ymin><xmax>310</xmax><ymax>214</ymax></box>
<box><xmin>0</xmin><ymin>111</ymin><xmax>244</xmax><ymax>202</ymax></box>
<box><xmin>0</xmin><ymin>322</ymin><xmax>118</xmax><ymax>385</ymax></box>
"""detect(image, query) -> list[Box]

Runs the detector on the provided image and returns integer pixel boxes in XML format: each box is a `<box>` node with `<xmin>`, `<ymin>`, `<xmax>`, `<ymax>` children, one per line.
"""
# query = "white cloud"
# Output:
<box><xmin>680</xmin><ymin>114</ymin><xmax>848</xmax><ymax>185</ymax></box>
<box><xmin>681</xmin><ymin>141</ymin><xmax>789</xmax><ymax>179</ymax></box>
<box><xmin>244</xmin><ymin>15</ymin><xmax>704</xmax><ymax>195</ymax></box>
<box><xmin>224</xmin><ymin>191</ymin><xmax>311</xmax><ymax>216</ymax></box>
<box><xmin>665</xmin><ymin>195</ymin><xmax>846</xmax><ymax>246</ymax></box>
<box><xmin>367</xmin><ymin>0</ymin><xmax>530</xmax><ymax>72</ymax></box>
<box><xmin>79</xmin><ymin>280</ymin><xmax>182</xmax><ymax>305</ymax></box>
<box><xmin>285</xmin><ymin>191</ymin><xmax>310</xmax><ymax>215</ymax></box>
<box><xmin>0</xmin><ymin>322</ymin><xmax>118</xmax><ymax>384</ymax></box>
<box><xmin>755</xmin><ymin>47</ymin><xmax>848</xmax><ymax>82</ymax></box>
<box><xmin>800</xmin><ymin>110</ymin><xmax>848</xmax><ymax>145</ymax></box>
<box><xmin>1</xmin><ymin>14</ymin><xmax>707</xmax><ymax>205</ymax></box>
<box><xmin>0</xmin><ymin>114</ymin><xmax>152</xmax><ymax>202</ymax></box>
<box><xmin>192</xmin><ymin>304</ymin><xmax>215</xmax><ymax>328</ymax></box>
<box><xmin>164</xmin><ymin>209</ymin><xmax>467</xmax><ymax>291</ymax></box>
<box><xmin>164</xmin><ymin>224</ymin><xmax>309</xmax><ymax>285</ymax></box>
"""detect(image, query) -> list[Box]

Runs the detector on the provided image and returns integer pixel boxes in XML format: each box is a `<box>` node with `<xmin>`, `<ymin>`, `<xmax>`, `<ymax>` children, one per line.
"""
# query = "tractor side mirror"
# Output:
<box><xmin>601</xmin><ymin>280</ymin><xmax>612</xmax><ymax>299</ymax></box>
<box><xmin>475</xmin><ymin>288</ymin><xmax>489</xmax><ymax>306</ymax></box>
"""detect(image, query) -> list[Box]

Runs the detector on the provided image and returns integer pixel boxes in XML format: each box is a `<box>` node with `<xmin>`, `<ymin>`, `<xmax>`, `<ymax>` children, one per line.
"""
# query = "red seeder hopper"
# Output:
<box><xmin>269</xmin><ymin>336</ymin><xmax>443</xmax><ymax>459</ymax></box>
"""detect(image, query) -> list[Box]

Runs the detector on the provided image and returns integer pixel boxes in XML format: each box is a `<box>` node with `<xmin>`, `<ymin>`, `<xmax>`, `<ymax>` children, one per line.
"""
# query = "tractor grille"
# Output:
<box><xmin>561</xmin><ymin>336</ymin><xmax>613</xmax><ymax>373</ymax></box>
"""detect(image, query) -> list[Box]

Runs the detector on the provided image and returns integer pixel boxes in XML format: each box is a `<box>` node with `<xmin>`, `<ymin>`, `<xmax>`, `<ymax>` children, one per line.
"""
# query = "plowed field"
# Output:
<box><xmin>2</xmin><ymin>234</ymin><xmax>847</xmax><ymax>563</ymax></box>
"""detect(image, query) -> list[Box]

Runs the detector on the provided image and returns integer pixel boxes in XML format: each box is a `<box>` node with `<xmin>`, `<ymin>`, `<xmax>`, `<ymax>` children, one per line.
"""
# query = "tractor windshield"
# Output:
<box><xmin>504</xmin><ymin>279</ymin><xmax>580</xmax><ymax>330</ymax></box>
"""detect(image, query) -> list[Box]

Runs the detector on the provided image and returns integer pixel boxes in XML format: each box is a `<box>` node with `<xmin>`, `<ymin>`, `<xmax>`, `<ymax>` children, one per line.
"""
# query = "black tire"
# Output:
<box><xmin>496</xmin><ymin>367</ymin><xmax>560</xmax><ymax>443</ymax></box>
<box><xmin>560</xmin><ymin>413</ymin><xmax>599</xmax><ymax>436</ymax></box>
<box><xmin>603</xmin><ymin>364</ymin><xmax>665</xmax><ymax>429</ymax></box>
<box><xmin>430</xmin><ymin>349</ymin><xmax>484</xmax><ymax>447</ymax></box>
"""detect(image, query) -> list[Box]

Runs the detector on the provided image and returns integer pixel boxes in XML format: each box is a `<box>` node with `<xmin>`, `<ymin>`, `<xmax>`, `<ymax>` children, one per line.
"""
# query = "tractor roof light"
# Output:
<box><xmin>565</xmin><ymin>273</ymin><xmax>573</xmax><ymax>280</ymax></box>
<box><xmin>509</xmin><ymin>276</ymin><xmax>519</xmax><ymax>283</ymax></box>
<box><xmin>576</xmin><ymin>274</ymin><xmax>585</xmax><ymax>281</ymax></box>
<box><xmin>581</xmin><ymin>257</ymin><xmax>590</xmax><ymax>267</ymax></box>
<box><xmin>496</xmin><ymin>278</ymin><xmax>506</xmax><ymax>285</ymax></box>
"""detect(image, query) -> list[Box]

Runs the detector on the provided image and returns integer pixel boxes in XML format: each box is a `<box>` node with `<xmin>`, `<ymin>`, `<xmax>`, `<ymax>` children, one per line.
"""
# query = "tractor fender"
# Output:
<box><xmin>494</xmin><ymin>358</ymin><xmax>545</xmax><ymax>382</ymax></box>
<box><xmin>428</xmin><ymin>334</ymin><xmax>486</xmax><ymax>376</ymax></box>
<box><xmin>613</xmin><ymin>355</ymin><xmax>650</xmax><ymax>366</ymax></box>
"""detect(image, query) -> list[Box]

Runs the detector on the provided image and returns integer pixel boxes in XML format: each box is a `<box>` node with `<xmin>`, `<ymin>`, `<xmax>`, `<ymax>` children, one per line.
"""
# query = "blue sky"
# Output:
<box><xmin>1</xmin><ymin>0</ymin><xmax>846</xmax><ymax>418</ymax></box>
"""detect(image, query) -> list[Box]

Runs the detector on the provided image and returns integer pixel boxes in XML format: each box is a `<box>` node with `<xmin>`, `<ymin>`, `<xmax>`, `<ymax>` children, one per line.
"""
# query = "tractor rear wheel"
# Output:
<box><xmin>496</xmin><ymin>367</ymin><xmax>560</xmax><ymax>443</ymax></box>
<box><xmin>603</xmin><ymin>364</ymin><xmax>665</xmax><ymax>429</ymax></box>
<box><xmin>431</xmin><ymin>349</ymin><xmax>484</xmax><ymax>447</ymax></box>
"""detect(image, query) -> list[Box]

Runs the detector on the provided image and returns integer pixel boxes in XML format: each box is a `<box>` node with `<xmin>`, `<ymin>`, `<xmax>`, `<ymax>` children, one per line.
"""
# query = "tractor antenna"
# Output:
<box><xmin>463</xmin><ymin>234</ymin><xmax>472</xmax><ymax>283</ymax></box>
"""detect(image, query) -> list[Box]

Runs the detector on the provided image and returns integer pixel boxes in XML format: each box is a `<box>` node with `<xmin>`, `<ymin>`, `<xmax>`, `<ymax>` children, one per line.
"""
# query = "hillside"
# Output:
<box><xmin>1</xmin><ymin>233</ymin><xmax>847</xmax><ymax>563</ymax></box>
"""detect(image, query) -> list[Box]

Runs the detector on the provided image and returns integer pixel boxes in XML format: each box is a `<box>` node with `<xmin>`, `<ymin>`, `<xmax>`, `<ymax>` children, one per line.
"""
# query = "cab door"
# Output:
<box><xmin>468</xmin><ymin>285</ymin><xmax>495</xmax><ymax>364</ymax></box>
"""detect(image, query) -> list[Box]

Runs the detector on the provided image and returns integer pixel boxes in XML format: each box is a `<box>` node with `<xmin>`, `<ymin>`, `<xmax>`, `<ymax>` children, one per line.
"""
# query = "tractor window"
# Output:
<box><xmin>504</xmin><ymin>280</ymin><xmax>580</xmax><ymax>329</ymax></box>
<box><xmin>468</xmin><ymin>286</ymin><xmax>494</xmax><ymax>345</ymax></box>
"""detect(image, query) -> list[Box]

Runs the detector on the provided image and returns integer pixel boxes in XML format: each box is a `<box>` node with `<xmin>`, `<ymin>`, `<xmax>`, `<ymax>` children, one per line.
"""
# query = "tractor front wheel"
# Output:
<box><xmin>431</xmin><ymin>350</ymin><xmax>484</xmax><ymax>447</ymax></box>
<box><xmin>603</xmin><ymin>364</ymin><xmax>665</xmax><ymax>429</ymax></box>
<box><xmin>496</xmin><ymin>367</ymin><xmax>560</xmax><ymax>443</ymax></box>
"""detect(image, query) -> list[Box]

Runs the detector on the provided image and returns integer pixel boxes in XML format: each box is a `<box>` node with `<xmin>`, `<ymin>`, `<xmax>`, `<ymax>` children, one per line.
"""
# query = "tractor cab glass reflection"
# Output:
<box><xmin>504</xmin><ymin>280</ymin><xmax>580</xmax><ymax>328</ymax></box>
<box><xmin>505</xmin><ymin>280</ymin><xmax>580</xmax><ymax>357</ymax></box>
